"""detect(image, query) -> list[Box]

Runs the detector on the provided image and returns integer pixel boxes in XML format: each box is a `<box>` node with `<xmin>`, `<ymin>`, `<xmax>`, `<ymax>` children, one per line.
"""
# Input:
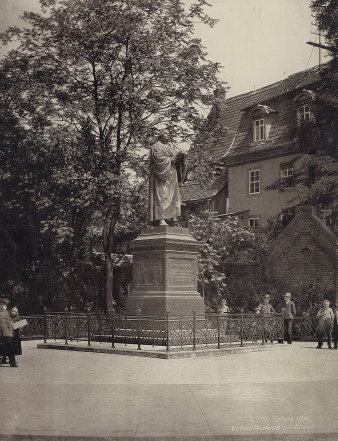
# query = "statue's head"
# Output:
<box><xmin>157</xmin><ymin>129</ymin><xmax>169</xmax><ymax>144</ymax></box>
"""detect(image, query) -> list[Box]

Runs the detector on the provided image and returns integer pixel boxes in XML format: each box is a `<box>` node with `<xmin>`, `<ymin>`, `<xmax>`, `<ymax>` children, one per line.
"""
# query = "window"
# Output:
<box><xmin>280</xmin><ymin>165</ymin><xmax>294</xmax><ymax>188</ymax></box>
<box><xmin>249</xmin><ymin>218</ymin><xmax>259</xmax><ymax>228</ymax></box>
<box><xmin>254</xmin><ymin>119</ymin><xmax>265</xmax><ymax>141</ymax></box>
<box><xmin>298</xmin><ymin>105</ymin><xmax>312</xmax><ymax>123</ymax></box>
<box><xmin>249</xmin><ymin>169</ymin><xmax>260</xmax><ymax>194</ymax></box>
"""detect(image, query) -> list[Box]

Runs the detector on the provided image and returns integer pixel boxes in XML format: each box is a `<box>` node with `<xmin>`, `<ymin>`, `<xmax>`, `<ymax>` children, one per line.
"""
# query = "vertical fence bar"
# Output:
<box><xmin>240</xmin><ymin>309</ymin><xmax>244</xmax><ymax>347</ymax></box>
<box><xmin>111</xmin><ymin>311</ymin><xmax>115</xmax><ymax>348</ymax></box>
<box><xmin>64</xmin><ymin>308</ymin><xmax>69</xmax><ymax>345</ymax></box>
<box><xmin>217</xmin><ymin>313</ymin><xmax>220</xmax><ymax>349</ymax></box>
<box><xmin>76</xmin><ymin>315</ymin><xmax>79</xmax><ymax>343</ymax></box>
<box><xmin>229</xmin><ymin>316</ymin><xmax>232</xmax><ymax>346</ymax></box>
<box><xmin>137</xmin><ymin>309</ymin><xmax>141</xmax><ymax>350</ymax></box>
<box><xmin>54</xmin><ymin>315</ymin><xmax>57</xmax><ymax>341</ymax></box>
<box><xmin>262</xmin><ymin>316</ymin><xmax>265</xmax><ymax>345</ymax></box>
<box><xmin>180</xmin><ymin>316</ymin><xmax>183</xmax><ymax>348</ymax></box>
<box><xmin>43</xmin><ymin>307</ymin><xmax>47</xmax><ymax>344</ymax></box>
<box><xmin>87</xmin><ymin>310</ymin><xmax>91</xmax><ymax>347</ymax></box>
<box><xmin>166</xmin><ymin>310</ymin><xmax>170</xmax><ymax>352</ymax></box>
<box><xmin>99</xmin><ymin>315</ymin><xmax>102</xmax><ymax>344</ymax></box>
<box><xmin>152</xmin><ymin>316</ymin><xmax>155</xmax><ymax>348</ymax></box>
<box><xmin>193</xmin><ymin>310</ymin><xmax>196</xmax><ymax>350</ymax></box>
<box><xmin>124</xmin><ymin>317</ymin><xmax>127</xmax><ymax>346</ymax></box>
<box><xmin>282</xmin><ymin>312</ymin><xmax>285</xmax><ymax>343</ymax></box>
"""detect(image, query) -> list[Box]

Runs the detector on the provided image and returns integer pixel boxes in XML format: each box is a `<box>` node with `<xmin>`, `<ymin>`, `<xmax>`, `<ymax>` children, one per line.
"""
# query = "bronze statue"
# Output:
<box><xmin>148</xmin><ymin>132</ymin><xmax>186</xmax><ymax>226</ymax></box>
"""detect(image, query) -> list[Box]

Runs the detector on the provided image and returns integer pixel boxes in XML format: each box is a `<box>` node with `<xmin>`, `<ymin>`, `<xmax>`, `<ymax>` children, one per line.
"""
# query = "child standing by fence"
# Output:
<box><xmin>316</xmin><ymin>300</ymin><xmax>334</xmax><ymax>349</ymax></box>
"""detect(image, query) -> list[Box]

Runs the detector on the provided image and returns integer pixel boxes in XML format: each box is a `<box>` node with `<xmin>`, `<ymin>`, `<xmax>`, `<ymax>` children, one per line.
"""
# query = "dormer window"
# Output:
<box><xmin>293</xmin><ymin>90</ymin><xmax>315</xmax><ymax>124</ymax></box>
<box><xmin>247</xmin><ymin>104</ymin><xmax>277</xmax><ymax>143</ymax></box>
<box><xmin>254</xmin><ymin>118</ymin><xmax>265</xmax><ymax>141</ymax></box>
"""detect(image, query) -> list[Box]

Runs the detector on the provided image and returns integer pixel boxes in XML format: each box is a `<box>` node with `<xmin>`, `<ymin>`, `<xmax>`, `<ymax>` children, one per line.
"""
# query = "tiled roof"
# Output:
<box><xmin>202</xmin><ymin>64</ymin><xmax>324</xmax><ymax>164</ymax></box>
<box><xmin>180</xmin><ymin>181</ymin><xmax>219</xmax><ymax>202</ymax></box>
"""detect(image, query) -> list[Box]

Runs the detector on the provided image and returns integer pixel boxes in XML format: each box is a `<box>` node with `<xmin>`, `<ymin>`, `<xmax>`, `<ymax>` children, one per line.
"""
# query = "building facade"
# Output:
<box><xmin>181</xmin><ymin>65</ymin><xmax>325</xmax><ymax>227</ymax></box>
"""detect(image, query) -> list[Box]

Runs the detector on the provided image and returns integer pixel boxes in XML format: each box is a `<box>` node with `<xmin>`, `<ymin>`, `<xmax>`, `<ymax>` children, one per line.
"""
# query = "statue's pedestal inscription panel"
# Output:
<box><xmin>125</xmin><ymin>226</ymin><xmax>205</xmax><ymax>316</ymax></box>
<box><xmin>167</xmin><ymin>257</ymin><xmax>194</xmax><ymax>288</ymax></box>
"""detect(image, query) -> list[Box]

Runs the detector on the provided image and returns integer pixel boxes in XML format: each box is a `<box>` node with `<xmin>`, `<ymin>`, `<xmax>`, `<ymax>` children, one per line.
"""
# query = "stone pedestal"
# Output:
<box><xmin>125</xmin><ymin>226</ymin><xmax>205</xmax><ymax>316</ymax></box>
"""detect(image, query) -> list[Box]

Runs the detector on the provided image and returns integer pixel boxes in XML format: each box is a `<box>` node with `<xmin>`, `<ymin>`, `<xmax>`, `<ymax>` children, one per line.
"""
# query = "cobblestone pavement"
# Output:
<box><xmin>0</xmin><ymin>341</ymin><xmax>337</xmax><ymax>440</ymax></box>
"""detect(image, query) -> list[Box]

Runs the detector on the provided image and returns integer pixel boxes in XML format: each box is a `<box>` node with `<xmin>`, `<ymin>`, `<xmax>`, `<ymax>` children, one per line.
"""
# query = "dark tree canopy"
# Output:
<box><xmin>0</xmin><ymin>0</ymin><xmax>223</xmax><ymax>311</ymax></box>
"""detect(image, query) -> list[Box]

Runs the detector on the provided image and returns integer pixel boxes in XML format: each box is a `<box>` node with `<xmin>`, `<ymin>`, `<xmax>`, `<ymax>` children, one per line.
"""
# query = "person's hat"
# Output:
<box><xmin>0</xmin><ymin>296</ymin><xmax>10</xmax><ymax>305</ymax></box>
<box><xmin>283</xmin><ymin>292</ymin><xmax>291</xmax><ymax>299</ymax></box>
<box><xmin>263</xmin><ymin>294</ymin><xmax>270</xmax><ymax>299</ymax></box>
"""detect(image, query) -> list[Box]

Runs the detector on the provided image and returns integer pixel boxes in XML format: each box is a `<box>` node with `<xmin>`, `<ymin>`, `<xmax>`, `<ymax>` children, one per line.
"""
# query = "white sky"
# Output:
<box><xmin>0</xmin><ymin>0</ymin><xmax>327</xmax><ymax>97</ymax></box>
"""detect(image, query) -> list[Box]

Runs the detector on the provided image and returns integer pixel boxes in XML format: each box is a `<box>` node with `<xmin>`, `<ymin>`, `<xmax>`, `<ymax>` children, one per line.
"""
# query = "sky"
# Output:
<box><xmin>0</xmin><ymin>0</ymin><xmax>327</xmax><ymax>97</ymax></box>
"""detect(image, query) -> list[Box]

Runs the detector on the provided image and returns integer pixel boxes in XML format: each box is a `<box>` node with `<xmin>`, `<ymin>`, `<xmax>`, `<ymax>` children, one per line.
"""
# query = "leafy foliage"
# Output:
<box><xmin>289</xmin><ymin>283</ymin><xmax>336</xmax><ymax>316</ymax></box>
<box><xmin>0</xmin><ymin>0</ymin><xmax>222</xmax><ymax>312</ymax></box>
<box><xmin>311</xmin><ymin>0</ymin><xmax>338</xmax><ymax>52</ymax></box>
<box><xmin>187</xmin><ymin>211</ymin><xmax>278</xmax><ymax>312</ymax></box>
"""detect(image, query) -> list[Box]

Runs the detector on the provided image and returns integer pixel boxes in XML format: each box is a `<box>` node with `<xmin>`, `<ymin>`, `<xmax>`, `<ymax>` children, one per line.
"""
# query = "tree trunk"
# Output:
<box><xmin>103</xmin><ymin>218</ymin><xmax>116</xmax><ymax>314</ymax></box>
<box><xmin>105</xmin><ymin>250</ymin><xmax>114</xmax><ymax>313</ymax></box>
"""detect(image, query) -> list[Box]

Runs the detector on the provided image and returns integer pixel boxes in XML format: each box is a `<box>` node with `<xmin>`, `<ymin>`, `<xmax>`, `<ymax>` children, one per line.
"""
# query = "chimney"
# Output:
<box><xmin>213</xmin><ymin>85</ymin><xmax>226</xmax><ymax>101</ymax></box>
<box><xmin>295</xmin><ymin>205</ymin><xmax>316</xmax><ymax>217</ymax></box>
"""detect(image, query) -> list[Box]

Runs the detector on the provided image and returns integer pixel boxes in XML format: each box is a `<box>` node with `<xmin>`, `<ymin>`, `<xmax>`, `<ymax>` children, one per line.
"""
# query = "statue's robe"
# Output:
<box><xmin>148</xmin><ymin>141</ymin><xmax>181</xmax><ymax>222</ymax></box>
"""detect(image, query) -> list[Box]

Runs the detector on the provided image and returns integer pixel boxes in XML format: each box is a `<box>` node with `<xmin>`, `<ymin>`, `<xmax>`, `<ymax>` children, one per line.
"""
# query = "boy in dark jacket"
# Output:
<box><xmin>282</xmin><ymin>292</ymin><xmax>296</xmax><ymax>344</ymax></box>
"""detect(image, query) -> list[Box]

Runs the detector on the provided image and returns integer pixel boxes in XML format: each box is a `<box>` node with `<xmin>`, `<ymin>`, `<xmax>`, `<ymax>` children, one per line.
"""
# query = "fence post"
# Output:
<box><xmin>64</xmin><ymin>307</ymin><xmax>69</xmax><ymax>345</ymax></box>
<box><xmin>262</xmin><ymin>315</ymin><xmax>265</xmax><ymax>345</ymax></box>
<box><xmin>240</xmin><ymin>308</ymin><xmax>244</xmax><ymax>347</ymax></box>
<box><xmin>137</xmin><ymin>308</ymin><xmax>141</xmax><ymax>351</ymax></box>
<box><xmin>76</xmin><ymin>315</ymin><xmax>79</xmax><ymax>343</ymax></box>
<box><xmin>152</xmin><ymin>316</ymin><xmax>155</xmax><ymax>348</ymax></box>
<box><xmin>111</xmin><ymin>310</ymin><xmax>115</xmax><ymax>348</ymax></box>
<box><xmin>217</xmin><ymin>312</ymin><xmax>220</xmax><ymax>349</ymax></box>
<box><xmin>87</xmin><ymin>308</ymin><xmax>91</xmax><ymax>347</ymax></box>
<box><xmin>166</xmin><ymin>310</ymin><xmax>170</xmax><ymax>352</ymax></box>
<box><xmin>99</xmin><ymin>315</ymin><xmax>102</xmax><ymax>344</ymax></box>
<box><xmin>228</xmin><ymin>317</ymin><xmax>232</xmax><ymax>346</ymax></box>
<box><xmin>282</xmin><ymin>311</ymin><xmax>285</xmax><ymax>343</ymax></box>
<box><xmin>193</xmin><ymin>310</ymin><xmax>196</xmax><ymax>351</ymax></box>
<box><xmin>43</xmin><ymin>307</ymin><xmax>47</xmax><ymax>344</ymax></box>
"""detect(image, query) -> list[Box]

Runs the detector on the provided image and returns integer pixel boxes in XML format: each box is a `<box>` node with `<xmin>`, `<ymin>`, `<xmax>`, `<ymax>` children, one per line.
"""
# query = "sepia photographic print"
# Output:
<box><xmin>0</xmin><ymin>0</ymin><xmax>337</xmax><ymax>440</ymax></box>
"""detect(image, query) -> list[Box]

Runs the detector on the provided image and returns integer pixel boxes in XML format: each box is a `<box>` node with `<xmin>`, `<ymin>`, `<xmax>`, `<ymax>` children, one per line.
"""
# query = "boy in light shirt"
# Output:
<box><xmin>316</xmin><ymin>299</ymin><xmax>334</xmax><ymax>349</ymax></box>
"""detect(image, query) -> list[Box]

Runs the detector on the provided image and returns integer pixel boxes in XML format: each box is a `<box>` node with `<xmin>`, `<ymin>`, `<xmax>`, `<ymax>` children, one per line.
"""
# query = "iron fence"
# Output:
<box><xmin>17</xmin><ymin>311</ymin><xmax>289</xmax><ymax>350</ymax></box>
<box><xmin>293</xmin><ymin>316</ymin><xmax>318</xmax><ymax>340</ymax></box>
<box><xmin>17</xmin><ymin>313</ymin><xmax>322</xmax><ymax>347</ymax></box>
<box><xmin>20</xmin><ymin>315</ymin><xmax>45</xmax><ymax>338</ymax></box>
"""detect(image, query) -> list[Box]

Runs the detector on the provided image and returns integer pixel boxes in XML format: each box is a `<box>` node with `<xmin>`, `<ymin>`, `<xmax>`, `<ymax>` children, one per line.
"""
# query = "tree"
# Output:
<box><xmin>311</xmin><ymin>0</ymin><xmax>338</xmax><ymax>53</ymax></box>
<box><xmin>0</xmin><ymin>0</ymin><xmax>222</xmax><ymax>311</ymax></box>
<box><xmin>187</xmin><ymin>211</ymin><xmax>276</xmax><ymax>312</ymax></box>
<box><xmin>265</xmin><ymin>2</ymin><xmax>337</xmax><ymax>221</ymax></box>
<box><xmin>294</xmin><ymin>1</ymin><xmax>338</xmax><ymax>211</ymax></box>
